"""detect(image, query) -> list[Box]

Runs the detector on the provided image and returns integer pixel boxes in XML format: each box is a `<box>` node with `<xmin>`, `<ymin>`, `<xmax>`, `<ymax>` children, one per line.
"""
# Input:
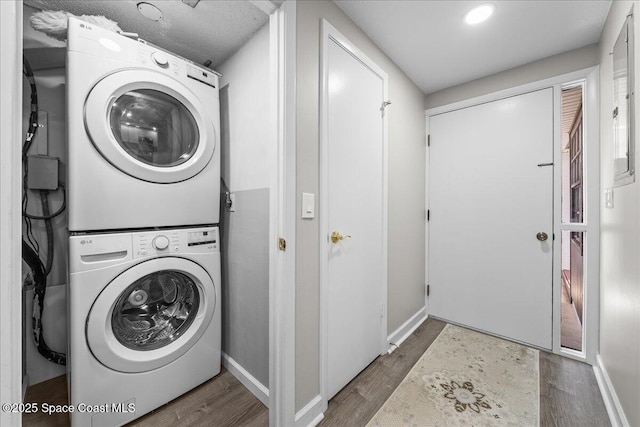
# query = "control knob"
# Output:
<box><xmin>153</xmin><ymin>235</ymin><xmax>170</xmax><ymax>250</ymax></box>
<box><xmin>151</xmin><ymin>52</ymin><xmax>169</xmax><ymax>68</ymax></box>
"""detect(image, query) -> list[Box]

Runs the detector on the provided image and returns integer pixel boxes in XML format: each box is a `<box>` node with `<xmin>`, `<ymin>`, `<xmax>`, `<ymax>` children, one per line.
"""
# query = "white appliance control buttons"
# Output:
<box><xmin>153</xmin><ymin>235</ymin><xmax>170</xmax><ymax>250</ymax></box>
<box><xmin>151</xmin><ymin>52</ymin><xmax>169</xmax><ymax>68</ymax></box>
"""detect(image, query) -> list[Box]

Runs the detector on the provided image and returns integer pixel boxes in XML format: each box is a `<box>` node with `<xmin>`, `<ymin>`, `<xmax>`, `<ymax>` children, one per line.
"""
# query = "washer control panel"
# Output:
<box><xmin>133</xmin><ymin>227</ymin><xmax>219</xmax><ymax>258</ymax></box>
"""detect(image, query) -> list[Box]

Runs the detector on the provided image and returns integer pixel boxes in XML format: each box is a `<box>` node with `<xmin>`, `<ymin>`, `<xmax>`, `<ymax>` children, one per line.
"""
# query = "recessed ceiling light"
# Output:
<box><xmin>464</xmin><ymin>3</ymin><xmax>495</xmax><ymax>25</ymax></box>
<box><xmin>137</xmin><ymin>2</ymin><xmax>163</xmax><ymax>21</ymax></box>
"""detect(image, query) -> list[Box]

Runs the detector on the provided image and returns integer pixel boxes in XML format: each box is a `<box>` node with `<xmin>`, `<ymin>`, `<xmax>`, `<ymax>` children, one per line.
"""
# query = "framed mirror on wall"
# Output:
<box><xmin>612</xmin><ymin>8</ymin><xmax>635</xmax><ymax>187</ymax></box>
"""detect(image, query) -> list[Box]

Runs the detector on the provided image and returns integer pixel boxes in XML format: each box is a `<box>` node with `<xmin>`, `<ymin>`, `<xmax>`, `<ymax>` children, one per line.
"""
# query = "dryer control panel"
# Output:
<box><xmin>133</xmin><ymin>227</ymin><xmax>219</xmax><ymax>258</ymax></box>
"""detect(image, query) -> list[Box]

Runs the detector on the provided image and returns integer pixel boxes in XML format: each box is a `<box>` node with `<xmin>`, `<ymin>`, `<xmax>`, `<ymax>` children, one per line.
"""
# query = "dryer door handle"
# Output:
<box><xmin>81</xmin><ymin>250</ymin><xmax>128</xmax><ymax>263</ymax></box>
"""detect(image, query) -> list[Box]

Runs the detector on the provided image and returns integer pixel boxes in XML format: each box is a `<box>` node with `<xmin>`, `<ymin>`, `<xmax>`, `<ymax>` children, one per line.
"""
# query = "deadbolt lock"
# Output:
<box><xmin>536</xmin><ymin>232</ymin><xmax>549</xmax><ymax>242</ymax></box>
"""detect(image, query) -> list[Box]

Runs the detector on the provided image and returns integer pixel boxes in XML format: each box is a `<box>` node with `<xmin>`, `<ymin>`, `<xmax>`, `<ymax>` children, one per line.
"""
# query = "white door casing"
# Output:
<box><xmin>320</xmin><ymin>20</ymin><xmax>388</xmax><ymax>402</ymax></box>
<box><xmin>429</xmin><ymin>88</ymin><xmax>554</xmax><ymax>349</ymax></box>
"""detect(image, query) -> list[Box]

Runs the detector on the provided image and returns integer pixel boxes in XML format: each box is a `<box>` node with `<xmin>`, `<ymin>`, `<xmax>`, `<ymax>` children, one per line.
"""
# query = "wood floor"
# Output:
<box><xmin>319</xmin><ymin>318</ymin><xmax>447</xmax><ymax>426</ymax></box>
<box><xmin>23</xmin><ymin>318</ymin><xmax>609</xmax><ymax>427</ymax></box>
<box><xmin>22</xmin><ymin>367</ymin><xmax>268</xmax><ymax>427</ymax></box>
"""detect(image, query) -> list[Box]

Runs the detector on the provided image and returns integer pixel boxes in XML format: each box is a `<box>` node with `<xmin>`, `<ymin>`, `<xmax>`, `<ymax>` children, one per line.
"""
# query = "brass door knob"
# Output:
<box><xmin>536</xmin><ymin>232</ymin><xmax>549</xmax><ymax>242</ymax></box>
<box><xmin>331</xmin><ymin>231</ymin><xmax>352</xmax><ymax>244</ymax></box>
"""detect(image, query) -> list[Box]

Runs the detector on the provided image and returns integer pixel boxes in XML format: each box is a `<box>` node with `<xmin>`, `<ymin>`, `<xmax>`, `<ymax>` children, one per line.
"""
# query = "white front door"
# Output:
<box><xmin>321</xmin><ymin>22</ymin><xmax>387</xmax><ymax>399</ymax></box>
<box><xmin>429</xmin><ymin>88</ymin><xmax>553</xmax><ymax>349</ymax></box>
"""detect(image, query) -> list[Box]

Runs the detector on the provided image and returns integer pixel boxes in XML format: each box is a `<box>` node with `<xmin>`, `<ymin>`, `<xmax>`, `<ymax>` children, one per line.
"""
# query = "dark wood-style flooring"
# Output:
<box><xmin>22</xmin><ymin>367</ymin><xmax>268</xmax><ymax>427</ymax></box>
<box><xmin>24</xmin><ymin>318</ymin><xmax>609</xmax><ymax>427</ymax></box>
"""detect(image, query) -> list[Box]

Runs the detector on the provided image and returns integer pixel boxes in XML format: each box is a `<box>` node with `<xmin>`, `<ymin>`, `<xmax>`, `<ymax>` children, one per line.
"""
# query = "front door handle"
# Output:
<box><xmin>536</xmin><ymin>232</ymin><xmax>549</xmax><ymax>242</ymax></box>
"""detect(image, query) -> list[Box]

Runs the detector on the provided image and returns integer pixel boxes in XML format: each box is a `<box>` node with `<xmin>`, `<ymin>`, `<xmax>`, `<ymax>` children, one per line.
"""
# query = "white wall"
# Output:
<box><xmin>295</xmin><ymin>0</ymin><xmax>426</xmax><ymax>411</ymax></box>
<box><xmin>598</xmin><ymin>2</ymin><xmax>640</xmax><ymax>426</ymax></box>
<box><xmin>217</xmin><ymin>22</ymin><xmax>271</xmax><ymax>392</ymax></box>
<box><xmin>425</xmin><ymin>44</ymin><xmax>599</xmax><ymax>110</ymax></box>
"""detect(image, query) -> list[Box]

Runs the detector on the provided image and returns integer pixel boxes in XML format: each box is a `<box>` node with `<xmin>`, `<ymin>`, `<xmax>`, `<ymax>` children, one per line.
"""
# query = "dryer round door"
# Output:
<box><xmin>87</xmin><ymin>257</ymin><xmax>216</xmax><ymax>373</ymax></box>
<box><xmin>84</xmin><ymin>69</ymin><xmax>216</xmax><ymax>183</ymax></box>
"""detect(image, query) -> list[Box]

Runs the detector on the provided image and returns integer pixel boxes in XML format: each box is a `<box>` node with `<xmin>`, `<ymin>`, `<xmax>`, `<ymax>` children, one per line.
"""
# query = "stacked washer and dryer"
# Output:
<box><xmin>66</xmin><ymin>17</ymin><xmax>221</xmax><ymax>426</ymax></box>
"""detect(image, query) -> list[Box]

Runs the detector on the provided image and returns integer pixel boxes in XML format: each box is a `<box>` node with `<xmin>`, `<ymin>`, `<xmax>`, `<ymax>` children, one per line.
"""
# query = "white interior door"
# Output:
<box><xmin>322</xmin><ymin>22</ymin><xmax>387</xmax><ymax>400</ymax></box>
<box><xmin>429</xmin><ymin>88</ymin><xmax>553</xmax><ymax>349</ymax></box>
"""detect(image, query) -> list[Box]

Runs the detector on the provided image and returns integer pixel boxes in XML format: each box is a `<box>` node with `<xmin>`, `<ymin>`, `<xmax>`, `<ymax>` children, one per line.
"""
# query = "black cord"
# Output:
<box><xmin>40</xmin><ymin>190</ymin><xmax>54</xmax><ymax>277</ymax></box>
<box><xmin>23</xmin><ymin>182</ymin><xmax>66</xmax><ymax>220</ymax></box>
<box><xmin>22</xmin><ymin>241</ymin><xmax>66</xmax><ymax>366</ymax></box>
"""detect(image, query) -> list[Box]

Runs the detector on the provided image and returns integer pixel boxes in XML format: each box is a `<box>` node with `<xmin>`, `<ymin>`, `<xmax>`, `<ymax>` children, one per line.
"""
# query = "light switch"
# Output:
<box><xmin>302</xmin><ymin>193</ymin><xmax>315</xmax><ymax>219</ymax></box>
<box><xmin>229</xmin><ymin>193</ymin><xmax>236</xmax><ymax>212</ymax></box>
<box><xmin>605</xmin><ymin>188</ymin><xmax>614</xmax><ymax>209</ymax></box>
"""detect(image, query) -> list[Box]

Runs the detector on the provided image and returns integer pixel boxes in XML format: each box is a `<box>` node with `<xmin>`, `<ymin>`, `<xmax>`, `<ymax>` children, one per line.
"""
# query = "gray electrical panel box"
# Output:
<box><xmin>27</xmin><ymin>155</ymin><xmax>59</xmax><ymax>190</ymax></box>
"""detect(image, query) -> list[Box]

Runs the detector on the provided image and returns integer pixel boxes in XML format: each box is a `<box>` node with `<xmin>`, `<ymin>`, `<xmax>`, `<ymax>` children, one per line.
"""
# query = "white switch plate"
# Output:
<box><xmin>229</xmin><ymin>193</ymin><xmax>236</xmax><ymax>212</ymax></box>
<box><xmin>605</xmin><ymin>188</ymin><xmax>614</xmax><ymax>208</ymax></box>
<box><xmin>302</xmin><ymin>193</ymin><xmax>315</xmax><ymax>219</ymax></box>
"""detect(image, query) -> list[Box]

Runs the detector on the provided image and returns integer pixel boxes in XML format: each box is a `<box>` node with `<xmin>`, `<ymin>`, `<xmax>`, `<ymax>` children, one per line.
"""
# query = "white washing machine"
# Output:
<box><xmin>66</xmin><ymin>17</ymin><xmax>220</xmax><ymax>232</ymax></box>
<box><xmin>67</xmin><ymin>226</ymin><xmax>221</xmax><ymax>426</ymax></box>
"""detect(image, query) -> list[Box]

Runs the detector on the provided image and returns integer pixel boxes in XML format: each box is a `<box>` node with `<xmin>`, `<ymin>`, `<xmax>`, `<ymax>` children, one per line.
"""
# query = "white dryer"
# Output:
<box><xmin>68</xmin><ymin>226</ymin><xmax>221</xmax><ymax>426</ymax></box>
<box><xmin>66</xmin><ymin>17</ymin><xmax>220</xmax><ymax>232</ymax></box>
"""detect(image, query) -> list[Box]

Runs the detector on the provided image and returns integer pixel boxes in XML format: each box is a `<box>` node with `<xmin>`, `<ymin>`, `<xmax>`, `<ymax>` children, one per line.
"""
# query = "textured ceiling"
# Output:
<box><xmin>24</xmin><ymin>0</ymin><xmax>270</xmax><ymax>69</ymax></box>
<box><xmin>335</xmin><ymin>0</ymin><xmax>611</xmax><ymax>94</ymax></box>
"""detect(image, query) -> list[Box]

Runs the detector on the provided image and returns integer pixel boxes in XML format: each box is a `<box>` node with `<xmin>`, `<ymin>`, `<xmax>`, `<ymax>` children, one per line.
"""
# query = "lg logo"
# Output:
<box><xmin>80</xmin><ymin>239</ymin><xmax>93</xmax><ymax>245</ymax></box>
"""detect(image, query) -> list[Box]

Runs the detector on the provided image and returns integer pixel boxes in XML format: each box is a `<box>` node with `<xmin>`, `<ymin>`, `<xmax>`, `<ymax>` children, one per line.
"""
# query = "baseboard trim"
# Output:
<box><xmin>222</xmin><ymin>353</ymin><xmax>269</xmax><ymax>407</ymax></box>
<box><xmin>387</xmin><ymin>306</ymin><xmax>428</xmax><ymax>353</ymax></box>
<box><xmin>594</xmin><ymin>354</ymin><xmax>629</xmax><ymax>427</ymax></box>
<box><xmin>295</xmin><ymin>395</ymin><xmax>324</xmax><ymax>427</ymax></box>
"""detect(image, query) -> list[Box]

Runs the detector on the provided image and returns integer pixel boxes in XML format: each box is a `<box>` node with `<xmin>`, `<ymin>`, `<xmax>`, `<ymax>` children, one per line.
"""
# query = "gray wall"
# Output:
<box><xmin>424</xmin><ymin>44</ymin><xmax>599</xmax><ymax>110</ymax></box>
<box><xmin>598</xmin><ymin>2</ymin><xmax>640</xmax><ymax>425</ymax></box>
<box><xmin>296</xmin><ymin>0</ymin><xmax>426</xmax><ymax>410</ymax></box>
<box><xmin>220</xmin><ymin>188</ymin><xmax>270</xmax><ymax>387</ymax></box>
<box><xmin>218</xmin><ymin>23</ymin><xmax>271</xmax><ymax>388</ymax></box>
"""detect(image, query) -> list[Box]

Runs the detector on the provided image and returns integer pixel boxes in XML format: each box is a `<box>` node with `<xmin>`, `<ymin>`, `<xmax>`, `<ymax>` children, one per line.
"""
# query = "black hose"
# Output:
<box><xmin>22</xmin><ymin>240</ymin><xmax>66</xmax><ymax>366</ymax></box>
<box><xmin>22</xmin><ymin>56</ymin><xmax>39</xmax><ymax>155</ymax></box>
<box><xmin>40</xmin><ymin>191</ymin><xmax>54</xmax><ymax>277</ymax></box>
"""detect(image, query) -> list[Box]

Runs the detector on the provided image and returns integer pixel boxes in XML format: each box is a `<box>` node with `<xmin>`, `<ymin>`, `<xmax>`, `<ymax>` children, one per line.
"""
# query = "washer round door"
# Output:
<box><xmin>84</xmin><ymin>69</ymin><xmax>216</xmax><ymax>183</ymax></box>
<box><xmin>87</xmin><ymin>257</ymin><xmax>216</xmax><ymax>373</ymax></box>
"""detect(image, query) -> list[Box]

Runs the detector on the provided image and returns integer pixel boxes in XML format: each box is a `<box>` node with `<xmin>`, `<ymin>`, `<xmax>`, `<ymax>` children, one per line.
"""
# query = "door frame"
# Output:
<box><xmin>425</xmin><ymin>66</ymin><xmax>600</xmax><ymax>365</ymax></box>
<box><xmin>268</xmin><ymin>1</ymin><xmax>297</xmax><ymax>426</ymax></box>
<box><xmin>318</xmin><ymin>19</ymin><xmax>389</xmax><ymax>410</ymax></box>
<box><xmin>0</xmin><ymin>1</ymin><xmax>23</xmax><ymax>425</ymax></box>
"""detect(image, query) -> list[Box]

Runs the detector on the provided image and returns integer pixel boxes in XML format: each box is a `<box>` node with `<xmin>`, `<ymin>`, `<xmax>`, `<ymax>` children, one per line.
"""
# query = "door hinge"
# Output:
<box><xmin>278</xmin><ymin>237</ymin><xmax>286</xmax><ymax>251</ymax></box>
<box><xmin>427</xmin><ymin>209</ymin><xmax>430</xmax><ymax>221</ymax></box>
<box><xmin>427</xmin><ymin>134</ymin><xmax>431</xmax><ymax>147</ymax></box>
<box><xmin>427</xmin><ymin>284</ymin><xmax>430</xmax><ymax>297</ymax></box>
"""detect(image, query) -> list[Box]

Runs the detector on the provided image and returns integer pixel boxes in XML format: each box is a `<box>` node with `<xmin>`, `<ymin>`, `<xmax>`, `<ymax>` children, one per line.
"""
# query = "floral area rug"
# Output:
<box><xmin>367</xmin><ymin>324</ymin><xmax>539</xmax><ymax>426</ymax></box>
